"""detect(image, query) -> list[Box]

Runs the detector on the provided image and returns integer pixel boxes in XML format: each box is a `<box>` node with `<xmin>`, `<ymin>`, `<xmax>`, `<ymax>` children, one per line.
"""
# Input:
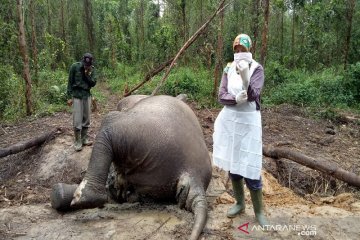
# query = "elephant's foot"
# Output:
<box><xmin>71</xmin><ymin>179</ymin><xmax>108</xmax><ymax>209</ymax></box>
<box><xmin>51</xmin><ymin>183</ymin><xmax>78</xmax><ymax>211</ymax></box>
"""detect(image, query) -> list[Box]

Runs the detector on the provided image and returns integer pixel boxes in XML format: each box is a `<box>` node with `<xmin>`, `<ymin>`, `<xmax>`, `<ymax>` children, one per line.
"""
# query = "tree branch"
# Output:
<box><xmin>151</xmin><ymin>0</ymin><xmax>230</xmax><ymax>96</ymax></box>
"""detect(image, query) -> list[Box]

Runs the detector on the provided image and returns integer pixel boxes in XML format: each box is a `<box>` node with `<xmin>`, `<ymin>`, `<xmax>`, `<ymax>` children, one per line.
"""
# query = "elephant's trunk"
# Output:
<box><xmin>189</xmin><ymin>194</ymin><xmax>208</xmax><ymax>240</ymax></box>
<box><xmin>71</xmin><ymin>130</ymin><xmax>113</xmax><ymax>208</ymax></box>
<box><xmin>50</xmin><ymin>183</ymin><xmax>78</xmax><ymax>211</ymax></box>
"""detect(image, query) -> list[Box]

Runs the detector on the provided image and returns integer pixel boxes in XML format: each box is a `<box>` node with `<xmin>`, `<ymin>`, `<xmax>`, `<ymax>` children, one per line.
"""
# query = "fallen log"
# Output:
<box><xmin>0</xmin><ymin>128</ymin><xmax>62</xmax><ymax>158</ymax></box>
<box><xmin>263</xmin><ymin>145</ymin><xmax>360</xmax><ymax>188</ymax></box>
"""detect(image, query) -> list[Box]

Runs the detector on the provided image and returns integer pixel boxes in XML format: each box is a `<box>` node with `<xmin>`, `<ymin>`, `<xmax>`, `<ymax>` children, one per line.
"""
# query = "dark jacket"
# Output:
<box><xmin>67</xmin><ymin>62</ymin><xmax>96</xmax><ymax>99</ymax></box>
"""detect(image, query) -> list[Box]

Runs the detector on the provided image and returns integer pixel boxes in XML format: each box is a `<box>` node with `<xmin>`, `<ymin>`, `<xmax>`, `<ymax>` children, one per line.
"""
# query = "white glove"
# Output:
<box><xmin>235</xmin><ymin>90</ymin><xmax>248</xmax><ymax>104</ymax></box>
<box><xmin>236</xmin><ymin>60</ymin><xmax>250</xmax><ymax>90</ymax></box>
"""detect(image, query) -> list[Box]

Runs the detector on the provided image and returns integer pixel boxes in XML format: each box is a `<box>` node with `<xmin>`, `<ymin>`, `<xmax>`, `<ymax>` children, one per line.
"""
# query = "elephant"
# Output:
<box><xmin>51</xmin><ymin>95</ymin><xmax>212</xmax><ymax>240</ymax></box>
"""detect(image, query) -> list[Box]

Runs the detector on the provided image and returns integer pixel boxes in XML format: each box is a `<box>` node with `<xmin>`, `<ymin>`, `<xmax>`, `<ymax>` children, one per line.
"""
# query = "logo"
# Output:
<box><xmin>237</xmin><ymin>222</ymin><xmax>317</xmax><ymax>236</ymax></box>
<box><xmin>237</xmin><ymin>222</ymin><xmax>250</xmax><ymax>234</ymax></box>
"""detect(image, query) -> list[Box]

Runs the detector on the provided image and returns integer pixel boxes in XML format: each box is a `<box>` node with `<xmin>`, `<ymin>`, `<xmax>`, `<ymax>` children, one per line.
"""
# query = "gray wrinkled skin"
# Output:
<box><xmin>52</xmin><ymin>95</ymin><xmax>212</xmax><ymax>240</ymax></box>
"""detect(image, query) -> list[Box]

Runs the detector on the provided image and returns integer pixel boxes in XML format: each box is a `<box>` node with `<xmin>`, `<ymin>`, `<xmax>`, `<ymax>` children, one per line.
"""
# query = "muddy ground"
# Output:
<box><xmin>1</xmin><ymin>82</ymin><xmax>360</xmax><ymax>239</ymax></box>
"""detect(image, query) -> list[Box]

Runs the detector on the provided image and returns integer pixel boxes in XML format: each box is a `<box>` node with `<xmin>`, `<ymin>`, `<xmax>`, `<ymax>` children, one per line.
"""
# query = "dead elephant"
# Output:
<box><xmin>51</xmin><ymin>95</ymin><xmax>212</xmax><ymax>240</ymax></box>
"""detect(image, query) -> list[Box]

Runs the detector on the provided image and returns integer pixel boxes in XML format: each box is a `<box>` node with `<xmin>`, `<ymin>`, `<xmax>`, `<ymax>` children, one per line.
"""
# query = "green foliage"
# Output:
<box><xmin>263</xmin><ymin>64</ymin><xmax>360</xmax><ymax>112</ymax></box>
<box><xmin>38</xmin><ymin>33</ymin><xmax>67</xmax><ymax>70</ymax></box>
<box><xmin>159</xmin><ymin>67</ymin><xmax>214</xmax><ymax>106</ymax></box>
<box><xmin>0</xmin><ymin>65</ymin><xmax>24</xmax><ymax>120</ymax></box>
<box><xmin>344</xmin><ymin>62</ymin><xmax>360</xmax><ymax>102</ymax></box>
<box><xmin>35</xmin><ymin>70</ymin><xmax>68</xmax><ymax>103</ymax></box>
<box><xmin>106</xmin><ymin>64</ymin><xmax>216</xmax><ymax>107</ymax></box>
<box><xmin>264</xmin><ymin>61</ymin><xmax>290</xmax><ymax>87</ymax></box>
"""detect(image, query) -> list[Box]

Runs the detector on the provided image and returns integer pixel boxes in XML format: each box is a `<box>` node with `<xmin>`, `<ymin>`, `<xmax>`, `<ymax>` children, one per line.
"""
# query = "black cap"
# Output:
<box><xmin>82</xmin><ymin>53</ymin><xmax>93</xmax><ymax>66</ymax></box>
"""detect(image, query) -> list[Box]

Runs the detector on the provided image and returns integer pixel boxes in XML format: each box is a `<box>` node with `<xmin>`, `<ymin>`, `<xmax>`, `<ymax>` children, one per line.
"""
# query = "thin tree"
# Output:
<box><xmin>213</xmin><ymin>0</ymin><xmax>225</xmax><ymax>99</ymax></box>
<box><xmin>343</xmin><ymin>0</ymin><xmax>356</xmax><ymax>70</ymax></box>
<box><xmin>47</xmin><ymin>0</ymin><xmax>52</xmax><ymax>34</ymax></box>
<box><xmin>60</xmin><ymin>0</ymin><xmax>67</xmax><ymax>46</ymax></box>
<box><xmin>17</xmin><ymin>0</ymin><xmax>33</xmax><ymax>116</ymax></box>
<box><xmin>259</xmin><ymin>0</ymin><xmax>270</xmax><ymax>66</ymax></box>
<box><xmin>30</xmin><ymin>0</ymin><xmax>38</xmax><ymax>83</ymax></box>
<box><xmin>251</xmin><ymin>0</ymin><xmax>261</xmax><ymax>57</ymax></box>
<box><xmin>84</xmin><ymin>0</ymin><xmax>95</xmax><ymax>52</ymax></box>
<box><xmin>181</xmin><ymin>0</ymin><xmax>187</xmax><ymax>43</ymax></box>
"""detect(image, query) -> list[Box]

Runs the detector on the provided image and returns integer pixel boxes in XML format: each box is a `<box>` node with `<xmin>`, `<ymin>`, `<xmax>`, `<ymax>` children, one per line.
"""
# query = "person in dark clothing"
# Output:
<box><xmin>67</xmin><ymin>53</ymin><xmax>96</xmax><ymax>151</ymax></box>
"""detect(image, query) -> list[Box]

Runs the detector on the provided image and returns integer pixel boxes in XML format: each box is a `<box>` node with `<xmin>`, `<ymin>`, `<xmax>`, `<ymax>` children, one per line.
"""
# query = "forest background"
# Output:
<box><xmin>0</xmin><ymin>0</ymin><xmax>359</xmax><ymax>122</ymax></box>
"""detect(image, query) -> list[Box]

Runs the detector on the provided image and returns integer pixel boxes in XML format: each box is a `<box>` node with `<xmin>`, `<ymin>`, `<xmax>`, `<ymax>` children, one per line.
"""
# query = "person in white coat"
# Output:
<box><xmin>212</xmin><ymin>33</ymin><xmax>268</xmax><ymax>226</ymax></box>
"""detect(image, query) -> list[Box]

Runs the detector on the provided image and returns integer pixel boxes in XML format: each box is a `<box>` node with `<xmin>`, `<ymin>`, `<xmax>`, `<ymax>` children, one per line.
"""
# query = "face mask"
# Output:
<box><xmin>233</xmin><ymin>52</ymin><xmax>253</xmax><ymax>63</ymax></box>
<box><xmin>234</xmin><ymin>53</ymin><xmax>242</xmax><ymax>63</ymax></box>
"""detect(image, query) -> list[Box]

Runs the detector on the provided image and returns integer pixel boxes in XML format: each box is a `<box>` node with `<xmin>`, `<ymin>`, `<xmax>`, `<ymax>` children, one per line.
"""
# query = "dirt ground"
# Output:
<box><xmin>1</xmin><ymin>82</ymin><xmax>360</xmax><ymax>239</ymax></box>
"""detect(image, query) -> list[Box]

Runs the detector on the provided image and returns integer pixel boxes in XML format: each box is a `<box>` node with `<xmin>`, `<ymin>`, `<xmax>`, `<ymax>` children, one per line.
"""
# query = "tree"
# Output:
<box><xmin>16</xmin><ymin>0</ymin><xmax>33</xmax><ymax>116</ymax></box>
<box><xmin>213</xmin><ymin>0</ymin><xmax>225</xmax><ymax>99</ymax></box>
<box><xmin>260</xmin><ymin>0</ymin><xmax>270</xmax><ymax>66</ymax></box>
<box><xmin>251</xmin><ymin>0</ymin><xmax>261</xmax><ymax>57</ymax></box>
<box><xmin>84</xmin><ymin>0</ymin><xmax>95</xmax><ymax>52</ymax></box>
<box><xmin>343</xmin><ymin>0</ymin><xmax>356</xmax><ymax>70</ymax></box>
<box><xmin>30</xmin><ymin>0</ymin><xmax>38</xmax><ymax>82</ymax></box>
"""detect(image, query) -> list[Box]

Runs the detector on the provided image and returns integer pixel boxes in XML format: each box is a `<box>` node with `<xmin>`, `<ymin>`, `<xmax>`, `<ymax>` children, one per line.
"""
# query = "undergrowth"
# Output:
<box><xmin>1</xmin><ymin>61</ymin><xmax>359</xmax><ymax>123</ymax></box>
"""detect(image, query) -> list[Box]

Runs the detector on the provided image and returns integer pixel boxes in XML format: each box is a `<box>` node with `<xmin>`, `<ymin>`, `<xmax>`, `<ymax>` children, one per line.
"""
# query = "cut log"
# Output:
<box><xmin>263</xmin><ymin>145</ymin><xmax>360</xmax><ymax>188</ymax></box>
<box><xmin>0</xmin><ymin>128</ymin><xmax>62</xmax><ymax>158</ymax></box>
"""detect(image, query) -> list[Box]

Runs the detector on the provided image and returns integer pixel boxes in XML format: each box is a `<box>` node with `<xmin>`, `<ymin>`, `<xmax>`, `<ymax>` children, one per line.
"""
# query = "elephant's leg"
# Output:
<box><xmin>51</xmin><ymin>183</ymin><xmax>78</xmax><ymax>211</ymax></box>
<box><xmin>177</xmin><ymin>174</ymin><xmax>208</xmax><ymax>240</ymax></box>
<box><xmin>71</xmin><ymin>130</ymin><xmax>113</xmax><ymax>209</ymax></box>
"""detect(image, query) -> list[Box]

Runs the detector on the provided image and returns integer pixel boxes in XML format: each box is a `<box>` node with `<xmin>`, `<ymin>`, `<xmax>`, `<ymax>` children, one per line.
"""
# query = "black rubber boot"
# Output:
<box><xmin>227</xmin><ymin>178</ymin><xmax>245</xmax><ymax>218</ymax></box>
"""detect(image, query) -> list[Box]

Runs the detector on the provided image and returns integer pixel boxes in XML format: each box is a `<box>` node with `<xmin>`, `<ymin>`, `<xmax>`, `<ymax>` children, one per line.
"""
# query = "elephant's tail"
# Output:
<box><xmin>189</xmin><ymin>194</ymin><xmax>208</xmax><ymax>240</ymax></box>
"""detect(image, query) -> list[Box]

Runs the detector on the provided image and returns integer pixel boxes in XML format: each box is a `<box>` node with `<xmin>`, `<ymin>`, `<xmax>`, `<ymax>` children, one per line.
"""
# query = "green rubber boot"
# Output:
<box><xmin>74</xmin><ymin>130</ymin><xmax>83</xmax><ymax>151</ymax></box>
<box><xmin>81</xmin><ymin>127</ymin><xmax>93</xmax><ymax>146</ymax></box>
<box><xmin>227</xmin><ymin>178</ymin><xmax>246</xmax><ymax>218</ymax></box>
<box><xmin>249</xmin><ymin>189</ymin><xmax>269</xmax><ymax>227</ymax></box>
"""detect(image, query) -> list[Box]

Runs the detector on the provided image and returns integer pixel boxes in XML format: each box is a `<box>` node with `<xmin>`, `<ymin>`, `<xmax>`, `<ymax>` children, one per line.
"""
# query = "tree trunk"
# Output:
<box><xmin>280</xmin><ymin>7</ymin><xmax>284</xmax><ymax>64</ymax></box>
<box><xmin>263</xmin><ymin>145</ymin><xmax>360</xmax><ymax>188</ymax></box>
<box><xmin>84</xmin><ymin>0</ymin><xmax>95</xmax><ymax>52</ymax></box>
<box><xmin>47</xmin><ymin>0</ymin><xmax>52</xmax><ymax>34</ymax></box>
<box><xmin>213</xmin><ymin>0</ymin><xmax>225</xmax><ymax>100</ymax></box>
<box><xmin>139</xmin><ymin>0</ymin><xmax>145</xmax><ymax>60</ymax></box>
<box><xmin>30</xmin><ymin>0</ymin><xmax>38</xmax><ymax>83</ymax></box>
<box><xmin>343</xmin><ymin>0</ymin><xmax>356</xmax><ymax>70</ymax></box>
<box><xmin>60</xmin><ymin>0</ymin><xmax>67</xmax><ymax>49</ymax></box>
<box><xmin>259</xmin><ymin>0</ymin><xmax>270</xmax><ymax>66</ymax></box>
<box><xmin>291</xmin><ymin>1</ymin><xmax>296</xmax><ymax>68</ymax></box>
<box><xmin>0</xmin><ymin>128</ymin><xmax>62</xmax><ymax>158</ymax></box>
<box><xmin>17</xmin><ymin>0</ymin><xmax>33</xmax><ymax>116</ymax></box>
<box><xmin>181</xmin><ymin>0</ymin><xmax>187</xmax><ymax>44</ymax></box>
<box><xmin>251</xmin><ymin>0</ymin><xmax>261</xmax><ymax>56</ymax></box>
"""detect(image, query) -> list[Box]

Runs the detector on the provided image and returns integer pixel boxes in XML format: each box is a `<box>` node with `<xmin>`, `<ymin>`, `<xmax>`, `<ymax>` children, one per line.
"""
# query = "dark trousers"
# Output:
<box><xmin>229</xmin><ymin>172</ymin><xmax>262</xmax><ymax>190</ymax></box>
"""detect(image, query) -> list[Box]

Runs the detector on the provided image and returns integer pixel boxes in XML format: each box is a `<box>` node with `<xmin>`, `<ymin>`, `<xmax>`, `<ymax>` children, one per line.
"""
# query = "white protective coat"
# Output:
<box><xmin>213</xmin><ymin>60</ymin><xmax>262</xmax><ymax>180</ymax></box>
